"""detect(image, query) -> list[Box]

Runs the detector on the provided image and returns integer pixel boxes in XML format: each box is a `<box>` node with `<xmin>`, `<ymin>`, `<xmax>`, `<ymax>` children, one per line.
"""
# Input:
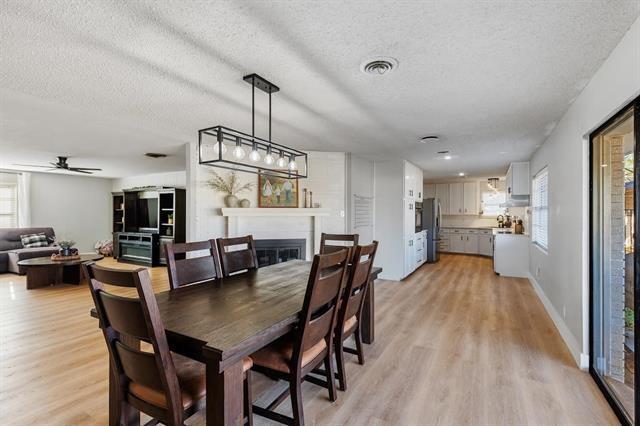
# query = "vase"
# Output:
<box><xmin>59</xmin><ymin>248</ymin><xmax>72</xmax><ymax>256</ymax></box>
<box><xmin>224</xmin><ymin>195</ymin><xmax>239</xmax><ymax>207</ymax></box>
<box><xmin>239</xmin><ymin>198</ymin><xmax>251</xmax><ymax>208</ymax></box>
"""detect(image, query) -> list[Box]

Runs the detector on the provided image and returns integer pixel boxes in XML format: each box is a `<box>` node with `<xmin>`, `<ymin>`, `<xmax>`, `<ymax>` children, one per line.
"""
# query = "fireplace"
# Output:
<box><xmin>255</xmin><ymin>239</ymin><xmax>306</xmax><ymax>267</ymax></box>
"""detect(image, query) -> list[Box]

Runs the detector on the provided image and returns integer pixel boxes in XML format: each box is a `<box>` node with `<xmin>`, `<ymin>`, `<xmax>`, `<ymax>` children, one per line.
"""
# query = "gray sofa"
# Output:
<box><xmin>0</xmin><ymin>228</ymin><xmax>60</xmax><ymax>274</ymax></box>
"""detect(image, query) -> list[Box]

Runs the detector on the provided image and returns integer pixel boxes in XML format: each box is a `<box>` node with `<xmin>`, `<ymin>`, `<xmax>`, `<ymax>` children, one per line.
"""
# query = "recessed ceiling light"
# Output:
<box><xmin>145</xmin><ymin>153</ymin><xmax>168</xmax><ymax>158</ymax></box>
<box><xmin>444</xmin><ymin>155</ymin><xmax>452</xmax><ymax>160</ymax></box>
<box><xmin>360</xmin><ymin>57</ymin><xmax>398</xmax><ymax>75</ymax></box>
<box><xmin>419</xmin><ymin>135</ymin><xmax>439</xmax><ymax>144</ymax></box>
<box><xmin>458</xmin><ymin>172</ymin><xmax>465</xmax><ymax>176</ymax></box>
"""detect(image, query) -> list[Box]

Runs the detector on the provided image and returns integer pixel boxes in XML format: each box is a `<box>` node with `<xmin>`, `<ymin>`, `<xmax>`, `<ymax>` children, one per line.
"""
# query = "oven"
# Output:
<box><xmin>415</xmin><ymin>202</ymin><xmax>423</xmax><ymax>233</ymax></box>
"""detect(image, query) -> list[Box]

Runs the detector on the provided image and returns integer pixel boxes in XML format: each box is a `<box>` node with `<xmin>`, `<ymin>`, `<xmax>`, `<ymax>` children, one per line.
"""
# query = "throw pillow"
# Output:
<box><xmin>20</xmin><ymin>233</ymin><xmax>49</xmax><ymax>248</ymax></box>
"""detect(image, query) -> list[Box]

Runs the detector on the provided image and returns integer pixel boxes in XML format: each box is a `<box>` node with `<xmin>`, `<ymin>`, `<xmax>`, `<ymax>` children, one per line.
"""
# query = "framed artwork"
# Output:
<box><xmin>258</xmin><ymin>174</ymin><xmax>299</xmax><ymax>207</ymax></box>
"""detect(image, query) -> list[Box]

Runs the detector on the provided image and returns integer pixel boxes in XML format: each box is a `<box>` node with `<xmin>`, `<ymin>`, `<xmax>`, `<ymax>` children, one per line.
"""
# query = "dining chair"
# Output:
<box><xmin>250</xmin><ymin>248</ymin><xmax>350</xmax><ymax>426</ymax></box>
<box><xmin>334</xmin><ymin>241</ymin><xmax>379</xmax><ymax>391</ymax></box>
<box><xmin>165</xmin><ymin>240</ymin><xmax>221</xmax><ymax>289</ymax></box>
<box><xmin>83</xmin><ymin>262</ymin><xmax>254</xmax><ymax>426</ymax></box>
<box><xmin>216</xmin><ymin>235</ymin><xmax>259</xmax><ymax>277</ymax></box>
<box><xmin>319</xmin><ymin>233</ymin><xmax>359</xmax><ymax>262</ymax></box>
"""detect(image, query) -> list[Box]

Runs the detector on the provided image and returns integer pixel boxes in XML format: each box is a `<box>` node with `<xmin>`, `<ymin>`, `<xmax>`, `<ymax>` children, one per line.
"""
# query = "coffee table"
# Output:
<box><xmin>17</xmin><ymin>254</ymin><xmax>104</xmax><ymax>290</ymax></box>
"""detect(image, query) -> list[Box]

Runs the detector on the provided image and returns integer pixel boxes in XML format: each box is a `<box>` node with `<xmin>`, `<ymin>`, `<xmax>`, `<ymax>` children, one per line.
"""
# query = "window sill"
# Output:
<box><xmin>532</xmin><ymin>242</ymin><xmax>548</xmax><ymax>255</ymax></box>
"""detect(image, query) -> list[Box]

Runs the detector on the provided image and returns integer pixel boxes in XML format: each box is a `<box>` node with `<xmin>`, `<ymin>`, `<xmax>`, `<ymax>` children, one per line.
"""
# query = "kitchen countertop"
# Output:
<box><xmin>492</xmin><ymin>228</ymin><xmax>529</xmax><ymax>237</ymax></box>
<box><xmin>441</xmin><ymin>226</ymin><xmax>494</xmax><ymax>230</ymax></box>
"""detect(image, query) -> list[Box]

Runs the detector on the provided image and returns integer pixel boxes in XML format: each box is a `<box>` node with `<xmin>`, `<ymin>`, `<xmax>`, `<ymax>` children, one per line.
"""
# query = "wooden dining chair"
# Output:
<box><xmin>334</xmin><ymin>241</ymin><xmax>379</xmax><ymax>391</ymax></box>
<box><xmin>216</xmin><ymin>235</ymin><xmax>259</xmax><ymax>277</ymax></box>
<box><xmin>250</xmin><ymin>249</ymin><xmax>350</xmax><ymax>426</ymax></box>
<box><xmin>83</xmin><ymin>262</ymin><xmax>254</xmax><ymax>426</ymax></box>
<box><xmin>319</xmin><ymin>233</ymin><xmax>359</xmax><ymax>262</ymax></box>
<box><xmin>165</xmin><ymin>240</ymin><xmax>221</xmax><ymax>289</ymax></box>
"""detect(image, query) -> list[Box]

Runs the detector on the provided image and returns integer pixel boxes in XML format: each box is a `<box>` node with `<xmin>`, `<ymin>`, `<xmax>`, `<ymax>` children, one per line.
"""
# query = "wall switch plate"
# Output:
<box><xmin>536</xmin><ymin>266</ymin><xmax>541</xmax><ymax>277</ymax></box>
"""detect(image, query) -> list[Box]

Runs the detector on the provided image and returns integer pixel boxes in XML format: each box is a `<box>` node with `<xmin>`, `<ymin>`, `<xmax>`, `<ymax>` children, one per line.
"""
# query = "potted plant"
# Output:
<box><xmin>58</xmin><ymin>240</ymin><xmax>76</xmax><ymax>257</ymax></box>
<box><xmin>206</xmin><ymin>170</ymin><xmax>255</xmax><ymax>207</ymax></box>
<box><xmin>167</xmin><ymin>213</ymin><xmax>174</xmax><ymax>224</ymax></box>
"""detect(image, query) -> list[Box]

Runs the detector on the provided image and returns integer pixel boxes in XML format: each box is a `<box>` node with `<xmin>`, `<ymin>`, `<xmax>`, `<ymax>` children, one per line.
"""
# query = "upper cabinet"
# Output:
<box><xmin>425</xmin><ymin>181</ymin><xmax>479</xmax><ymax>215</ymax></box>
<box><xmin>449</xmin><ymin>183</ymin><xmax>464</xmax><ymax>215</ymax></box>
<box><xmin>505</xmin><ymin>162</ymin><xmax>530</xmax><ymax>205</ymax></box>
<box><xmin>463</xmin><ymin>182</ymin><xmax>479</xmax><ymax>215</ymax></box>
<box><xmin>435</xmin><ymin>183</ymin><xmax>450</xmax><ymax>214</ymax></box>
<box><xmin>403</xmin><ymin>161</ymin><xmax>423</xmax><ymax>201</ymax></box>
<box><xmin>424</xmin><ymin>183</ymin><xmax>436</xmax><ymax>199</ymax></box>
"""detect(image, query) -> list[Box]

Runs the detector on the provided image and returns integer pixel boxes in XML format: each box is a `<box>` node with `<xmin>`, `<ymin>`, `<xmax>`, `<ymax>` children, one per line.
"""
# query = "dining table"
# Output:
<box><xmin>90</xmin><ymin>259</ymin><xmax>382</xmax><ymax>426</ymax></box>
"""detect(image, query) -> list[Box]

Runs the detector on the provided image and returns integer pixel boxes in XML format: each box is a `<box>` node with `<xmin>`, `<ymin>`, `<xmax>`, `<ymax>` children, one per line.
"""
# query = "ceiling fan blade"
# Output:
<box><xmin>71</xmin><ymin>167</ymin><xmax>102</xmax><ymax>171</ymax></box>
<box><xmin>12</xmin><ymin>164</ymin><xmax>53</xmax><ymax>168</ymax></box>
<box><xmin>68</xmin><ymin>169</ymin><xmax>93</xmax><ymax>174</ymax></box>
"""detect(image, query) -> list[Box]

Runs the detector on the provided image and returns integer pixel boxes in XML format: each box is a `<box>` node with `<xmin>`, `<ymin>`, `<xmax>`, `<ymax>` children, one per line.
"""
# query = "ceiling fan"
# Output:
<box><xmin>13</xmin><ymin>156</ymin><xmax>102</xmax><ymax>174</ymax></box>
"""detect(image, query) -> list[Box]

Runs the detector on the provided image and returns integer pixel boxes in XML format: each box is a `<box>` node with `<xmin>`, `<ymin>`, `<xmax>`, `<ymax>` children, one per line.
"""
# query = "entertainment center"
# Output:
<box><xmin>111</xmin><ymin>187</ymin><xmax>185</xmax><ymax>266</ymax></box>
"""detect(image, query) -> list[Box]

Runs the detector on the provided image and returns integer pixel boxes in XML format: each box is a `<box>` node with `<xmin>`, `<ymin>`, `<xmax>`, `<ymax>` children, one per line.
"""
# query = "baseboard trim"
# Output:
<box><xmin>527</xmin><ymin>273</ymin><xmax>587</xmax><ymax>369</ymax></box>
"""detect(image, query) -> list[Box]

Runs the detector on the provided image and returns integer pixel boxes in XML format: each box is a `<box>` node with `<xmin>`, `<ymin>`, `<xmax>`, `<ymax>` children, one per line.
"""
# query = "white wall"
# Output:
<box><xmin>112</xmin><ymin>171</ymin><xmax>186</xmax><ymax>192</ymax></box>
<box><xmin>29</xmin><ymin>172</ymin><xmax>112</xmax><ymax>252</ymax></box>
<box><xmin>529</xmin><ymin>18</ymin><xmax>640</xmax><ymax>367</ymax></box>
<box><xmin>185</xmin><ymin>142</ymin><xmax>346</xmax><ymax>254</ymax></box>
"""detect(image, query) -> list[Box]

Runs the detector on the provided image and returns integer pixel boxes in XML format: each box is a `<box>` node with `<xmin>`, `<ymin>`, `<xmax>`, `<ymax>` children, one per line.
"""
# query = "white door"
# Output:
<box><xmin>449</xmin><ymin>183</ymin><xmax>464</xmax><ymax>215</ymax></box>
<box><xmin>478</xmin><ymin>235</ymin><xmax>493</xmax><ymax>256</ymax></box>
<box><xmin>436</xmin><ymin>184</ymin><xmax>450</xmax><ymax>214</ymax></box>
<box><xmin>450</xmin><ymin>234</ymin><xmax>465</xmax><ymax>253</ymax></box>
<box><xmin>464</xmin><ymin>234</ymin><xmax>479</xmax><ymax>254</ymax></box>
<box><xmin>463</xmin><ymin>182</ymin><xmax>478</xmax><ymax>215</ymax></box>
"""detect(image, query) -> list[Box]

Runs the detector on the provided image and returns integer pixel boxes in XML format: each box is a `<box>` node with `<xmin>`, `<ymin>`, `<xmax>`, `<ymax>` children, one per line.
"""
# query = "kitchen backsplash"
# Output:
<box><xmin>442</xmin><ymin>207</ymin><xmax>530</xmax><ymax>232</ymax></box>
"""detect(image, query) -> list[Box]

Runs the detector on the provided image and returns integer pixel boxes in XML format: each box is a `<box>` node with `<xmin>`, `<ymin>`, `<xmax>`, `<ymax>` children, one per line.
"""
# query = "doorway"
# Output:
<box><xmin>591</xmin><ymin>96</ymin><xmax>639</xmax><ymax>425</ymax></box>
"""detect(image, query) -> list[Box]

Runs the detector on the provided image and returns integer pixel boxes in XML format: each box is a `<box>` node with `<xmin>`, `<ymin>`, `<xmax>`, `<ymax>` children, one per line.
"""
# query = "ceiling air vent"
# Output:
<box><xmin>361</xmin><ymin>57</ymin><xmax>398</xmax><ymax>75</ymax></box>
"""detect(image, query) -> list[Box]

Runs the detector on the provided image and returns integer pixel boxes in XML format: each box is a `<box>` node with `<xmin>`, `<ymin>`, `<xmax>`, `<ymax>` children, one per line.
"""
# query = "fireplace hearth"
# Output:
<box><xmin>255</xmin><ymin>239</ymin><xmax>306</xmax><ymax>267</ymax></box>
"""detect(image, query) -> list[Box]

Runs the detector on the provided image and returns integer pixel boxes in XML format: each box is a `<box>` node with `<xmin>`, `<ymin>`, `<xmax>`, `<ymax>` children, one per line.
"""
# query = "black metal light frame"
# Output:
<box><xmin>198</xmin><ymin>74</ymin><xmax>308</xmax><ymax>179</ymax></box>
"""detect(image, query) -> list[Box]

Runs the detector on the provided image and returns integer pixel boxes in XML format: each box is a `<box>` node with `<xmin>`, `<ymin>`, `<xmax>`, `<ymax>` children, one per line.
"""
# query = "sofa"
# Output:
<box><xmin>0</xmin><ymin>228</ymin><xmax>60</xmax><ymax>274</ymax></box>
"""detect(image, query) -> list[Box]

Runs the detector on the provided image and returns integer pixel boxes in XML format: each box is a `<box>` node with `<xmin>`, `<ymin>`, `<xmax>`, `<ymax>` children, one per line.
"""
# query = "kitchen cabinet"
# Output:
<box><xmin>463</xmin><ymin>234</ymin><xmax>479</xmax><ymax>254</ymax></box>
<box><xmin>463</xmin><ymin>182</ymin><xmax>479</xmax><ymax>215</ymax></box>
<box><xmin>450</xmin><ymin>233</ymin><xmax>465</xmax><ymax>253</ymax></box>
<box><xmin>478</xmin><ymin>234</ymin><xmax>493</xmax><ymax>256</ymax></box>
<box><xmin>403</xmin><ymin>162</ymin><xmax>424</xmax><ymax>202</ymax></box>
<box><xmin>424</xmin><ymin>184</ymin><xmax>436</xmax><ymax>199</ymax></box>
<box><xmin>404</xmin><ymin>198</ymin><xmax>414</xmax><ymax>237</ymax></box>
<box><xmin>415</xmin><ymin>231</ymin><xmax>424</xmax><ymax>265</ymax></box>
<box><xmin>436</xmin><ymin>184</ymin><xmax>450</xmax><ymax>214</ymax></box>
<box><xmin>494</xmin><ymin>233</ymin><xmax>529</xmax><ymax>277</ymax></box>
<box><xmin>506</xmin><ymin>162</ymin><xmax>530</xmax><ymax>204</ymax></box>
<box><xmin>449</xmin><ymin>183</ymin><xmax>464</xmax><ymax>215</ymax></box>
<box><xmin>404</xmin><ymin>235</ymin><xmax>416</xmax><ymax>276</ymax></box>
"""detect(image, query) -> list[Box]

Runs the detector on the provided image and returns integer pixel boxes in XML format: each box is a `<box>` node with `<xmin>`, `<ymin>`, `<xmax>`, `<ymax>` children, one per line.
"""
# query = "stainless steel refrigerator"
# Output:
<box><xmin>423</xmin><ymin>198</ymin><xmax>441</xmax><ymax>263</ymax></box>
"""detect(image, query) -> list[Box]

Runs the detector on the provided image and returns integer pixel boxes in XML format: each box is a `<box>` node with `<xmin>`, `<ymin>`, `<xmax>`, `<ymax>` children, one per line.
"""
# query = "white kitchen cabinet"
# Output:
<box><xmin>415</xmin><ymin>167</ymin><xmax>423</xmax><ymax>202</ymax></box>
<box><xmin>478</xmin><ymin>234</ymin><xmax>493</xmax><ymax>256</ymax></box>
<box><xmin>404</xmin><ymin>235</ymin><xmax>416</xmax><ymax>276</ymax></box>
<box><xmin>436</xmin><ymin>184</ymin><xmax>450</xmax><ymax>214</ymax></box>
<box><xmin>415</xmin><ymin>231</ymin><xmax>424</xmax><ymax>265</ymax></box>
<box><xmin>449</xmin><ymin>183</ymin><xmax>464</xmax><ymax>215</ymax></box>
<box><xmin>506</xmin><ymin>162</ymin><xmax>530</xmax><ymax>198</ymax></box>
<box><xmin>463</xmin><ymin>234</ymin><xmax>479</xmax><ymax>253</ymax></box>
<box><xmin>463</xmin><ymin>182</ymin><xmax>479</xmax><ymax>215</ymax></box>
<box><xmin>404</xmin><ymin>198</ymin><xmax>415</xmax><ymax>237</ymax></box>
<box><xmin>450</xmin><ymin>233</ymin><xmax>465</xmax><ymax>253</ymax></box>
<box><xmin>424</xmin><ymin>183</ymin><xmax>436</xmax><ymax>199</ymax></box>
<box><xmin>403</xmin><ymin>162</ymin><xmax>423</xmax><ymax>201</ymax></box>
<box><xmin>494</xmin><ymin>233</ymin><xmax>529</xmax><ymax>277</ymax></box>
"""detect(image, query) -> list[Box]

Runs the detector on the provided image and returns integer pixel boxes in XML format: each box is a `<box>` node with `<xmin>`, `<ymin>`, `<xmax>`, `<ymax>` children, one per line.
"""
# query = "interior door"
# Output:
<box><xmin>590</xmin><ymin>97</ymin><xmax>639</xmax><ymax>425</ymax></box>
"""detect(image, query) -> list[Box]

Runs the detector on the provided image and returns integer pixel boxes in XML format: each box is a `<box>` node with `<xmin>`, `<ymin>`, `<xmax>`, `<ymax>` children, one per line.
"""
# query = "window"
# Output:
<box><xmin>480</xmin><ymin>179</ymin><xmax>506</xmax><ymax>216</ymax></box>
<box><xmin>532</xmin><ymin>167</ymin><xmax>548</xmax><ymax>249</ymax></box>
<box><xmin>0</xmin><ymin>182</ymin><xmax>18</xmax><ymax>228</ymax></box>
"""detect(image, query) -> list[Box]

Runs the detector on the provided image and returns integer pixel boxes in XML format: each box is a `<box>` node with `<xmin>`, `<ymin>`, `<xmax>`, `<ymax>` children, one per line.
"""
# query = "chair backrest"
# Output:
<box><xmin>293</xmin><ymin>249</ymin><xmax>349</xmax><ymax>370</ymax></box>
<box><xmin>83</xmin><ymin>262</ymin><xmax>183</xmax><ymax>423</ymax></box>
<box><xmin>336</xmin><ymin>241</ymin><xmax>379</xmax><ymax>335</ymax></box>
<box><xmin>165</xmin><ymin>240</ymin><xmax>220</xmax><ymax>289</ymax></box>
<box><xmin>216</xmin><ymin>235</ymin><xmax>259</xmax><ymax>277</ymax></box>
<box><xmin>319</xmin><ymin>233</ymin><xmax>359</xmax><ymax>262</ymax></box>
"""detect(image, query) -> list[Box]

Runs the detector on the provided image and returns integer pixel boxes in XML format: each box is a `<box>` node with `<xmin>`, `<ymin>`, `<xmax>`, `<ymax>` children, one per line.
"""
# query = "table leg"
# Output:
<box><xmin>361</xmin><ymin>276</ymin><xmax>375</xmax><ymax>344</ymax></box>
<box><xmin>109</xmin><ymin>335</ymin><xmax>140</xmax><ymax>426</ymax></box>
<box><xmin>25</xmin><ymin>266</ymin><xmax>61</xmax><ymax>290</ymax></box>
<box><xmin>62</xmin><ymin>264</ymin><xmax>82</xmax><ymax>284</ymax></box>
<box><xmin>207</xmin><ymin>358</ymin><xmax>244</xmax><ymax>426</ymax></box>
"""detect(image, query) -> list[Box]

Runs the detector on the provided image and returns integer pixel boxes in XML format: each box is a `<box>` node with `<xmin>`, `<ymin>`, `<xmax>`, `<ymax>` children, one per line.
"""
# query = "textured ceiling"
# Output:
<box><xmin>1</xmin><ymin>1</ymin><xmax>638</xmax><ymax>178</ymax></box>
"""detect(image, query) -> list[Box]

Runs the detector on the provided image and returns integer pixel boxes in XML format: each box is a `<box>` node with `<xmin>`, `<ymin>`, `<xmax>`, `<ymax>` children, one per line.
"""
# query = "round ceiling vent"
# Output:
<box><xmin>360</xmin><ymin>57</ymin><xmax>398</xmax><ymax>75</ymax></box>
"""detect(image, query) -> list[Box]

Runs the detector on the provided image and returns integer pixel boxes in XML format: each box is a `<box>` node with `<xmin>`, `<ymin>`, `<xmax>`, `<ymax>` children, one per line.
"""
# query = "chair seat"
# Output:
<box><xmin>251</xmin><ymin>336</ymin><xmax>327</xmax><ymax>374</ymax></box>
<box><xmin>343</xmin><ymin>315</ymin><xmax>357</xmax><ymax>334</ymax></box>
<box><xmin>128</xmin><ymin>354</ymin><xmax>253</xmax><ymax>410</ymax></box>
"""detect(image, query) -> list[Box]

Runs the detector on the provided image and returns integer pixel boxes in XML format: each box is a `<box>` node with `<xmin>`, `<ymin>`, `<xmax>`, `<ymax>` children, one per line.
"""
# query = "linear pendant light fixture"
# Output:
<box><xmin>198</xmin><ymin>74</ymin><xmax>308</xmax><ymax>178</ymax></box>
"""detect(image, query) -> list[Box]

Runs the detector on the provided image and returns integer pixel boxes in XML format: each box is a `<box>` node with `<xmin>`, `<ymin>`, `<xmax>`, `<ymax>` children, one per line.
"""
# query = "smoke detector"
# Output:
<box><xmin>360</xmin><ymin>57</ymin><xmax>398</xmax><ymax>75</ymax></box>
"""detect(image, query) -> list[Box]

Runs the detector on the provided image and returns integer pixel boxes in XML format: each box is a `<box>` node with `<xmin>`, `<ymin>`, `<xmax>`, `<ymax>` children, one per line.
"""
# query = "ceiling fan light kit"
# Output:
<box><xmin>198</xmin><ymin>73</ymin><xmax>308</xmax><ymax>179</ymax></box>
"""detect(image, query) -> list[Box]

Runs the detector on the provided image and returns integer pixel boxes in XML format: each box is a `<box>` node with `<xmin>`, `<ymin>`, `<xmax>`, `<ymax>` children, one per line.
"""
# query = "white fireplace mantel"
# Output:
<box><xmin>220</xmin><ymin>208</ymin><xmax>331</xmax><ymax>255</ymax></box>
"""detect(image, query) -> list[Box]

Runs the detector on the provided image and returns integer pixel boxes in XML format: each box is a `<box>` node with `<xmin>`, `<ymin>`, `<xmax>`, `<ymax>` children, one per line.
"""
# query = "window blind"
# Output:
<box><xmin>0</xmin><ymin>184</ymin><xmax>18</xmax><ymax>228</ymax></box>
<box><xmin>531</xmin><ymin>167</ymin><xmax>548</xmax><ymax>249</ymax></box>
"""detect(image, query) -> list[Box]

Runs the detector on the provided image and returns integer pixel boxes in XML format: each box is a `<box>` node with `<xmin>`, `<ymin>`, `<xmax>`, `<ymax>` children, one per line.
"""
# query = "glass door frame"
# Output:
<box><xmin>589</xmin><ymin>95</ymin><xmax>640</xmax><ymax>426</ymax></box>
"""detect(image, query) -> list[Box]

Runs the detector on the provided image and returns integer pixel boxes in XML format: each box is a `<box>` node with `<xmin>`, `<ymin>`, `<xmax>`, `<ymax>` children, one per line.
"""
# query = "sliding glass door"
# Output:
<box><xmin>591</xmin><ymin>97</ymin><xmax>639</xmax><ymax>425</ymax></box>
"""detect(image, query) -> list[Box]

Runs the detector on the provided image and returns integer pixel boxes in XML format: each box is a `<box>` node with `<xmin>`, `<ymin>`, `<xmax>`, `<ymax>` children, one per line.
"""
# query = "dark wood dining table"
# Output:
<box><xmin>90</xmin><ymin>259</ymin><xmax>382</xmax><ymax>426</ymax></box>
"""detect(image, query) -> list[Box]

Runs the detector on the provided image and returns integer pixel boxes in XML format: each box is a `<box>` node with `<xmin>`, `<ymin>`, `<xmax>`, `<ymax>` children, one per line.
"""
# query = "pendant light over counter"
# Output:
<box><xmin>198</xmin><ymin>74</ymin><xmax>308</xmax><ymax>179</ymax></box>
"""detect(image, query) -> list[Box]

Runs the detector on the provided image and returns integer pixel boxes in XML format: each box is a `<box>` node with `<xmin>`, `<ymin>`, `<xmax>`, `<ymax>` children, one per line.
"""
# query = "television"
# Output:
<box><xmin>137</xmin><ymin>194</ymin><xmax>159</xmax><ymax>230</ymax></box>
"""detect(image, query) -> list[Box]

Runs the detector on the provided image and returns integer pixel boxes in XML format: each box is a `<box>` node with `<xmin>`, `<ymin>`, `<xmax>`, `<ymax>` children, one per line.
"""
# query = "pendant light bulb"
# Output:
<box><xmin>288</xmin><ymin>156</ymin><xmax>298</xmax><ymax>171</ymax></box>
<box><xmin>264</xmin><ymin>146</ymin><xmax>275</xmax><ymax>166</ymax></box>
<box><xmin>249</xmin><ymin>142</ymin><xmax>261</xmax><ymax>162</ymax></box>
<box><xmin>232</xmin><ymin>137</ymin><xmax>245</xmax><ymax>160</ymax></box>
<box><xmin>276</xmin><ymin>151</ymin><xmax>287</xmax><ymax>168</ymax></box>
<box><xmin>214</xmin><ymin>131</ymin><xmax>227</xmax><ymax>155</ymax></box>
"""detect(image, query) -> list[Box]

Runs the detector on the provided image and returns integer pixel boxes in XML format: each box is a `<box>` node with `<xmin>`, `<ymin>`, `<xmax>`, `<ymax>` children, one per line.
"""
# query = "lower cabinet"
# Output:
<box><xmin>440</xmin><ymin>228</ymin><xmax>493</xmax><ymax>257</ymax></box>
<box><xmin>478</xmin><ymin>235</ymin><xmax>493</xmax><ymax>257</ymax></box>
<box><xmin>450</xmin><ymin>234</ymin><xmax>465</xmax><ymax>253</ymax></box>
<box><xmin>404</xmin><ymin>235</ymin><xmax>415</xmax><ymax>277</ymax></box>
<box><xmin>463</xmin><ymin>234</ymin><xmax>478</xmax><ymax>254</ymax></box>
